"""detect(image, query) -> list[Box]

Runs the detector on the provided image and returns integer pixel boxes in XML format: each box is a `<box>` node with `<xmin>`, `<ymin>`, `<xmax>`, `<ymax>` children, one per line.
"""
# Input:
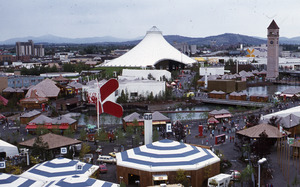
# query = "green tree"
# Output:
<box><xmin>239</xmin><ymin>165</ymin><xmax>254</xmax><ymax>186</ymax></box>
<box><xmin>79</xmin><ymin>143</ymin><xmax>91</xmax><ymax>159</ymax></box>
<box><xmin>4</xmin><ymin>161</ymin><xmax>22</xmax><ymax>175</ymax></box>
<box><xmin>147</xmin><ymin>92</ymin><xmax>154</xmax><ymax>102</ymax></box>
<box><xmin>31</xmin><ymin>136</ymin><xmax>50</xmax><ymax>161</ymax></box>
<box><xmin>79</xmin><ymin>128</ymin><xmax>87</xmax><ymax>141</ymax></box>
<box><xmin>153</xmin><ymin>129</ymin><xmax>159</xmax><ymax>142</ymax></box>
<box><xmin>126</xmin><ymin>125</ymin><xmax>134</xmax><ymax>138</ymax></box>
<box><xmin>268</xmin><ymin>116</ymin><xmax>280</xmax><ymax>127</ymax></box>
<box><xmin>175</xmin><ymin>169</ymin><xmax>189</xmax><ymax>186</ymax></box>
<box><xmin>63</xmin><ymin>127</ymin><xmax>75</xmax><ymax>138</ymax></box>
<box><xmin>115</xmin><ymin>127</ymin><xmax>125</xmax><ymax>145</ymax></box>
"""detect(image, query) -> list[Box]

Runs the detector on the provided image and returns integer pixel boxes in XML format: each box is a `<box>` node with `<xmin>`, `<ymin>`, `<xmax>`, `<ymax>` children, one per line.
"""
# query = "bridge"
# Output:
<box><xmin>196</xmin><ymin>98</ymin><xmax>273</xmax><ymax>108</ymax></box>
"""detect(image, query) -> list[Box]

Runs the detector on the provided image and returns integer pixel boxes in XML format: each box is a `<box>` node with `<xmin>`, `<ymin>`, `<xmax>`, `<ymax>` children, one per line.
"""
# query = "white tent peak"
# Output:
<box><xmin>147</xmin><ymin>26</ymin><xmax>162</xmax><ymax>34</ymax></box>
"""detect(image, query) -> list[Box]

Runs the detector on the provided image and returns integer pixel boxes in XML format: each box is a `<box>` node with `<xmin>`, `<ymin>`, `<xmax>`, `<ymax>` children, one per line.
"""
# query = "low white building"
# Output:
<box><xmin>199</xmin><ymin>67</ymin><xmax>225</xmax><ymax>76</ymax></box>
<box><xmin>118</xmin><ymin>79</ymin><xmax>165</xmax><ymax>100</ymax></box>
<box><xmin>82</xmin><ymin>79</ymin><xmax>166</xmax><ymax>102</ymax></box>
<box><xmin>119</xmin><ymin>69</ymin><xmax>171</xmax><ymax>81</ymax></box>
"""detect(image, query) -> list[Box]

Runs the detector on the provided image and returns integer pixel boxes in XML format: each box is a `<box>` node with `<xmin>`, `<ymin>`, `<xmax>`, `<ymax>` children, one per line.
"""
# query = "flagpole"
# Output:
<box><xmin>96</xmin><ymin>79</ymin><xmax>100</xmax><ymax>132</ymax></box>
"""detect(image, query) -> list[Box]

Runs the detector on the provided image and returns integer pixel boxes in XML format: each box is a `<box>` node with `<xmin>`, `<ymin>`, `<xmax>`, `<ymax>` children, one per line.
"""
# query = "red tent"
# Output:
<box><xmin>0</xmin><ymin>113</ymin><xmax>5</xmax><ymax>119</ymax></box>
<box><xmin>0</xmin><ymin>95</ymin><xmax>8</xmax><ymax>106</ymax></box>
<box><xmin>207</xmin><ymin>117</ymin><xmax>219</xmax><ymax>124</ymax></box>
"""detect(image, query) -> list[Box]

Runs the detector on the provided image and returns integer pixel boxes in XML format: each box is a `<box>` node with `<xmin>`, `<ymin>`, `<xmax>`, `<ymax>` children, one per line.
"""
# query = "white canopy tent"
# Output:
<box><xmin>0</xmin><ymin>140</ymin><xmax>19</xmax><ymax>158</ymax></box>
<box><xmin>98</xmin><ymin>26</ymin><xmax>196</xmax><ymax>68</ymax></box>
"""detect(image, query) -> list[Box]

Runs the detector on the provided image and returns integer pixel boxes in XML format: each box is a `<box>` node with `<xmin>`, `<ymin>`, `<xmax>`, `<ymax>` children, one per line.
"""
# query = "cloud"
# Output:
<box><xmin>0</xmin><ymin>0</ymin><xmax>300</xmax><ymax>41</ymax></box>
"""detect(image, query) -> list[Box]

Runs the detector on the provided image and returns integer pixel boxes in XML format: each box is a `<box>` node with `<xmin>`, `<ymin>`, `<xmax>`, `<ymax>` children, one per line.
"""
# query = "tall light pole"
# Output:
<box><xmin>258</xmin><ymin>157</ymin><xmax>267</xmax><ymax>187</ymax></box>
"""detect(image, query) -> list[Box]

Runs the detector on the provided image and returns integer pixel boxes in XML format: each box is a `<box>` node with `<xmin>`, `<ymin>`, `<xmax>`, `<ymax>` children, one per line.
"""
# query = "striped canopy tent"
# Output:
<box><xmin>116</xmin><ymin>139</ymin><xmax>220</xmax><ymax>172</ymax></box>
<box><xmin>0</xmin><ymin>173</ymin><xmax>44</xmax><ymax>187</ymax></box>
<box><xmin>45</xmin><ymin>175</ymin><xmax>119</xmax><ymax>187</ymax></box>
<box><xmin>20</xmin><ymin>157</ymin><xmax>99</xmax><ymax>183</ymax></box>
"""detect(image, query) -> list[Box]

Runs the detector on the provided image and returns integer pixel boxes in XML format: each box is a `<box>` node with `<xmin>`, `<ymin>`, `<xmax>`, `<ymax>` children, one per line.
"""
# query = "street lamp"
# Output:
<box><xmin>186</xmin><ymin>175</ymin><xmax>191</xmax><ymax>187</ymax></box>
<box><xmin>258</xmin><ymin>157</ymin><xmax>267</xmax><ymax>187</ymax></box>
<box><xmin>119</xmin><ymin>176</ymin><xmax>123</xmax><ymax>184</ymax></box>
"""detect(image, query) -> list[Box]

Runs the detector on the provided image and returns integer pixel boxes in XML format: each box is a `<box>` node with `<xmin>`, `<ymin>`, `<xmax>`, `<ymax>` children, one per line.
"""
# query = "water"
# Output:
<box><xmin>78</xmin><ymin>85</ymin><xmax>300</xmax><ymax>125</ymax></box>
<box><xmin>168</xmin><ymin>84</ymin><xmax>300</xmax><ymax>121</ymax></box>
<box><xmin>246</xmin><ymin>84</ymin><xmax>299</xmax><ymax>96</ymax></box>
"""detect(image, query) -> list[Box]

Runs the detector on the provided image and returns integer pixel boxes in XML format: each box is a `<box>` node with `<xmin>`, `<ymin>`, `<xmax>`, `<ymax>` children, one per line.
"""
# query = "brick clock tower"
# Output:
<box><xmin>267</xmin><ymin>20</ymin><xmax>280</xmax><ymax>80</ymax></box>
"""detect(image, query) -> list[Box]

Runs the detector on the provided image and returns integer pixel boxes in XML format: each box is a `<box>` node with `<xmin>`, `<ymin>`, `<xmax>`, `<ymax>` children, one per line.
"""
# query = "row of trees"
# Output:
<box><xmin>20</xmin><ymin>62</ymin><xmax>91</xmax><ymax>75</ymax></box>
<box><xmin>116</xmin><ymin>88</ymin><xmax>173</xmax><ymax>103</ymax></box>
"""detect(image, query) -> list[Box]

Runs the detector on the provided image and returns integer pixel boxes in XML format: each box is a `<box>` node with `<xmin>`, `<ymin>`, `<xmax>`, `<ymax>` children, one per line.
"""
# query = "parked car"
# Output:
<box><xmin>99</xmin><ymin>164</ymin><xmax>108</xmax><ymax>173</ymax></box>
<box><xmin>230</xmin><ymin>170</ymin><xmax>241</xmax><ymax>181</ymax></box>
<box><xmin>97</xmin><ymin>155</ymin><xmax>116</xmax><ymax>164</ymax></box>
<box><xmin>109</xmin><ymin>152</ymin><xmax>117</xmax><ymax>158</ymax></box>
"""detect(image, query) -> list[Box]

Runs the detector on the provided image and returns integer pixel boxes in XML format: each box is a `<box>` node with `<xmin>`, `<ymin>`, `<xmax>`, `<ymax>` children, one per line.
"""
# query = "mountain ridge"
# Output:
<box><xmin>1</xmin><ymin>33</ymin><xmax>300</xmax><ymax>45</ymax></box>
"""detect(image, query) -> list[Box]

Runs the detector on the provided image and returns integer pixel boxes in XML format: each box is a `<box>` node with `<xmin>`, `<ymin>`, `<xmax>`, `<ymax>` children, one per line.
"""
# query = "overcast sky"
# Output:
<box><xmin>1</xmin><ymin>0</ymin><xmax>300</xmax><ymax>41</ymax></box>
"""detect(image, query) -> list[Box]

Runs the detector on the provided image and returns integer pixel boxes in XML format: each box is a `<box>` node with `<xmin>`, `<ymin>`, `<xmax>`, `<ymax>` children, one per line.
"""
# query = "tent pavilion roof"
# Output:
<box><xmin>97</xmin><ymin>26</ymin><xmax>196</xmax><ymax>68</ymax></box>
<box><xmin>2</xmin><ymin>87</ymin><xmax>16</xmax><ymax>92</ymax></box>
<box><xmin>20</xmin><ymin>110</ymin><xmax>41</xmax><ymax>118</ymax></box>
<box><xmin>281</xmin><ymin>87</ymin><xmax>300</xmax><ymax>95</ymax></box>
<box><xmin>25</xmin><ymin>78</ymin><xmax>60</xmax><ymax>98</ymax></box>
<box><xmin>123</xmin><ymin>111</ymin><xmax>170</xmax><ymax>123</ymax></box>
<box><xmin>236</xmin><ymin>123</ymin><xmax>285</xmax><ymax>138</ymax></box>
<box><xmin>28</xmin><ymin>114</ymin><xmax>52</xmax><ymax>124</ymax></box>
<box><xmin>20</xmin><ymin>157</ymin><xmax>98</xmax><ymax>183</ymax></box>
<box><xmin>116</xmin><ymin>139</ymin><xmax>220</xmax><ymax>172</ymax></box>
<box><xmin>0</xmin><ymin>173</ymin><xmax>44</xmax><ymax>187</ymax></box>
<box><xmin>19</xmin><ymin>133</ymin><xmax>81</xmax><ymax>150</ymax></box>
<box><xmin>278</xmin><ymin>113</ymin><xmax>300</xmax><ymax>128</ymax></box>
<box><xmin>209</xmin><ymin>109</ymin><xmax>231</xmax><ymax>116</ymax></box>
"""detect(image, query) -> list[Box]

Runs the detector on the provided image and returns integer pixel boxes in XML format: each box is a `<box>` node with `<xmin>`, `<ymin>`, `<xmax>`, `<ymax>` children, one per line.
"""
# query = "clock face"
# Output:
<box><xmin>270</xmin><ymin>41</ymin><xmax>274</xmax><ymax>44</ymax></box>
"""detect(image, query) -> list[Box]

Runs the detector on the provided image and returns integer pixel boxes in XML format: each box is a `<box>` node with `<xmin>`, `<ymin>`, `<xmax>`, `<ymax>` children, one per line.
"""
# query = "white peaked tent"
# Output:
<box><xmin>0</xmin><ymin>140</ymin><xmax>19</xmax><ymax>158</ymax></box>
<box><xmin>98</xmin><ymin>26</ymin><xmax>196</xmax><ymax>68</ymax></box>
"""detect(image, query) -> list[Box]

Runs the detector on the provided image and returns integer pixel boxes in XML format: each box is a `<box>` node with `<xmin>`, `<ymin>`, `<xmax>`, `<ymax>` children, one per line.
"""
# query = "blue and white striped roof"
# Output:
<box><xmin>21</xmin><ymin>157</ymin><xmax>99</xmax><ymax>183</ymax></box>
<box><xmin>45</xmin><ymin>175</ymin><xmax>119</xmax><ymax>187</ymax></box>
<box><xmin>116</xmin><ymin>139</ymin><xmax>220</xmax><ymax>172</ymax></box>
<box><xmin>0</xmin><ymin>173</ymin><xmax>44</xmax><ymax>187</ymax></box>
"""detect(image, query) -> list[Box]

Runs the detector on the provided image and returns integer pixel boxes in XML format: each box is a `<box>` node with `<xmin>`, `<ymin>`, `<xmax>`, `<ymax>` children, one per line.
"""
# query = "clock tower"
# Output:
<box><xmin>267</xmin><ymin>20</ymin><xmax>280</xmax><ymax>79</ymax></box>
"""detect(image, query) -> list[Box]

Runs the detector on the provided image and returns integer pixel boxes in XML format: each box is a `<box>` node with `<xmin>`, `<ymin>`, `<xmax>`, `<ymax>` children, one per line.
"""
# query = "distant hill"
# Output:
<box><xmin>165</xmin><ymin>33</ymin><xmax>266</xmax><ymax>46</ymax></box>
<box><xmin>0</xmin><ymin>34</ymin><xmax>129</xmax><ymax>45</ymax></box>
<box><xmin>1</xmin><ymin>33</ymin><xmax>300</xmax><ymax>45</ymax></box>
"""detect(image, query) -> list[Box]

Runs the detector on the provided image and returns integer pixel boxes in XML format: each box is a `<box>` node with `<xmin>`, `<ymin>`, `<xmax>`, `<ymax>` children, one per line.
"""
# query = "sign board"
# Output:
<box><xmin>60</xmin><ymin>147</ymin><xmax>67</xmax><ymax>154</ymax></box>
<box><xmin>166</xmin><ymin>123</ymin><xmax>172</xmax><ymax>133</ymax></box>
<box><xmin>0</xmin><ymin>161</ymin><xmax>5</xmax><ymax>169</ymax></box>
<box><xmin>287</xmin><ymin>137</ymin><xmax>294</xmax><ymax>145</ymax></box>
